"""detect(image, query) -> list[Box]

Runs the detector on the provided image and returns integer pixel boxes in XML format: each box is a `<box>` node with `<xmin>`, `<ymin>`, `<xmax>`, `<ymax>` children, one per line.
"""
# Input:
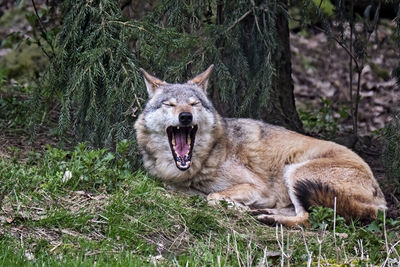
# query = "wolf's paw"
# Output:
<box><xmin>249</xmin><ymin>208</ymin><xmax>276</xmax><ymax>216</ymax></box>
<box><xmin>207</xmin><ymin>193</ymin><xmax>249</xmax><ymax>211</ymax></box>
<box><xmin>256</xmin><ymin>213</ymin><xmax>310</xmax><ymax>227</ymax></box>
<box><xmin>256</xmin><ymin>214</ymin><xmax>279</xmax><ymax>225</ymax></box>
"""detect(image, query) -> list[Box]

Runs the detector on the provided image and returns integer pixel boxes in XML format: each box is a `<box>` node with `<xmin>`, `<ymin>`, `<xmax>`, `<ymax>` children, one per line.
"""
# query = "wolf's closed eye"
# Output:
<box><xmin>163</xmin><ymin>102</ymin><xmax>175</xmax><ymax>107</ymax></box>
<box><xmin>190</xmin><ymin>102</ymin><xmax>200</xmax><ymax>106</ymax></box>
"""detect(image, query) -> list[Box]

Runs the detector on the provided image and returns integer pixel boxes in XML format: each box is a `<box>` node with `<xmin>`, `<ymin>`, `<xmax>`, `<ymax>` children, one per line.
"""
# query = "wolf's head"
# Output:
<box><xmin>136</xmin><ymin>65</ymin><xmax>219</xmax><ymax>173</ymax></box>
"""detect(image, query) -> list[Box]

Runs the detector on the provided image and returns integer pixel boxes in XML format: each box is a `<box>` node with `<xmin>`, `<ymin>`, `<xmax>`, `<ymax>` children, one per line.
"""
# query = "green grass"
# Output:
<box><xmin>0</xmin><ymin>144</ymin><xmax>399</xmax><ymax>266</ymax></box>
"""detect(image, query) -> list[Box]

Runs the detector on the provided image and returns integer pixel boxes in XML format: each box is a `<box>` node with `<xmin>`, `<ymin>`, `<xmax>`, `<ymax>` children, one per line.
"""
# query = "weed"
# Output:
<box><xmin>0</xmin><ymin>95</ymin><xmax>31</xmax><ymax>130</ymax></box>
<box><xmin>382</xmin><ymin>112</ymin><xmax>400</xmax><ymax>197</ymax></box>
<box><xmin>299</xmin><ymin>97</ymin><xmax>349</xmax><ymax>138</ymax></box>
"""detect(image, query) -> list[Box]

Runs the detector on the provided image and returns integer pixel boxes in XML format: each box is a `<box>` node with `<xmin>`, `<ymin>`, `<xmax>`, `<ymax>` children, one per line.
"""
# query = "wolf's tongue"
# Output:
<box><xmin>175</xmin><ymin>130</ymin><xmax>189</xmax><ymax>157</ymax></box>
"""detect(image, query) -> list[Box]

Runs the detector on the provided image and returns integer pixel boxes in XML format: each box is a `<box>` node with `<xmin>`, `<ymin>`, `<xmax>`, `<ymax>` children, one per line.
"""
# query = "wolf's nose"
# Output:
<box><xmin>179</xmin><ymin>112</ymin><xmax>193</xmax><ymax>125</ymax></box>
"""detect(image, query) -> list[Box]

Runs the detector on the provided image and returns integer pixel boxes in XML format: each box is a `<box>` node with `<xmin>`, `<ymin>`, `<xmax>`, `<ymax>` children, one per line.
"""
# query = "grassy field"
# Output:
<box><xmin>0</xmin><ymin>3</ymin><xmax>399</xmax><ymax>265</ymax></box>
<box><xmin>0</xmin><ymin>142</ymin><xmax>399</xmax><ymax>266</ymax></box>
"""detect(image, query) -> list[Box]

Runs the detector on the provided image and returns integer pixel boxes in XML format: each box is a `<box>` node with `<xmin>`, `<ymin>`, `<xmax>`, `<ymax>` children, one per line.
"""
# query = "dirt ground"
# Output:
<box><xmin>291</xmin><ymin>22</ymin><xmax>399</xmax><ymax>135</ymax></box>
<box><xmin>290</xmin><ymin>21</ymin><xmax>399</xmax><ymax>218</ymax></box>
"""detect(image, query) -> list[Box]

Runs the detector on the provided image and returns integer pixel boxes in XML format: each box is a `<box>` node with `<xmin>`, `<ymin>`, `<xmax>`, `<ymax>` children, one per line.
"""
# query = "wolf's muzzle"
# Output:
<box><xmin>179</xmin><ymin>112</ymin><xmax>193</xmax><ymax>125</ymax></box>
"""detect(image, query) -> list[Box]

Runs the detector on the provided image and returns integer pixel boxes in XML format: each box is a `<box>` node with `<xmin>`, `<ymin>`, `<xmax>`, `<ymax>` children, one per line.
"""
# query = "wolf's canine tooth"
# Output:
<box><xmin>164</xmin><ymin>125</ymin><xmax>198</xmax><ymax>171</ymax></box>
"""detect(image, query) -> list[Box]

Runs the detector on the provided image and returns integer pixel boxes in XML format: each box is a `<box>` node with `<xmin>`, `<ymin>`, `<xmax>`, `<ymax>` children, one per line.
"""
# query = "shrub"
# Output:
<box><xmin>382</xmin><ymin>113</ymin><xmax>400</xmax><ymax>196</ymax></box>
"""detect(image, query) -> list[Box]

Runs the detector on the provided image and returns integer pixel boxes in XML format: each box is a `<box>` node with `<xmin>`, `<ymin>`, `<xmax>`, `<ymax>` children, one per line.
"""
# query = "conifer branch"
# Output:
<box><xmin>31</xmin><ymin>0</ymin><xmax>55</xmax><ymax>56</ymax></box>
<box><xmin>224</xmin><ymin>10</ymin><xmax>251</xmax><ymax>33</ymax></box>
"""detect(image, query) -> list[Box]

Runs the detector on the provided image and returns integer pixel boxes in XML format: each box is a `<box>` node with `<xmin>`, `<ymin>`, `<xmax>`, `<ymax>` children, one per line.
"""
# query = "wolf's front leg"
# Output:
<box><xmin>207</xmin><ymin>183</ymin><xmax>275</xmax><ymax>210</ymax></box>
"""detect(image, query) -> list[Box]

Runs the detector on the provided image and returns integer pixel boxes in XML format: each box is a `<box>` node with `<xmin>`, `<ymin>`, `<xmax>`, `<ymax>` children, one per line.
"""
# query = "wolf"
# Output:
<box><xmin>134</xmin><ymin>65</ymin><xmax>387</xmax><ymax>226</ymax></box>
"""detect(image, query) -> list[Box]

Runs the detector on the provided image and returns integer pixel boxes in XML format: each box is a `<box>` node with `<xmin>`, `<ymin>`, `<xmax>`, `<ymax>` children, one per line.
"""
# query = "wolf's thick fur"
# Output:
<box><xmin>134</xmin><ymin>65</ymin><xmax>387</xmax><ymax>226</ymax></box>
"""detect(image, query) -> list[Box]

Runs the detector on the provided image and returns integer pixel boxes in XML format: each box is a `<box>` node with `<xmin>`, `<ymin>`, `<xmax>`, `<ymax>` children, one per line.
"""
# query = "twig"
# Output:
<box><xmin>313</xmin><ymin>26</ymin><xmax>360</xmax><ymax>71</ymax></box>
<box><xmin>247</xmin><ymin>240</ymin><xmax>252</xmax><ymax>267</ymax></box>
<box><xmin>286</xmin><ymin>231</ymin><xmax>291</xmax><ymax>267</ymax></box>
<box><xmin>233</xmin><ymin>231</ymin><xmax>242</xmax><ymax>267</ymax></box>
<box><xmin>31</xmin><ymin>0</ymin><xmax>47</xmax><ymax>37</ymax></box>
<box><xmin>318</xmin><ymin>0</ymin><xmax>323</xmax><ymax>10</ymax></box>
<box><xmin>383</xmin><ymin>211</ymin><xmax>389</xmax><ymax>256</ymax></box>
<box><xmin>380</xmin><ymin>239</ymin><xmax>400</xmax><ymax>267</ymax></box>
<box><xmin>49</xmin><ymin>242</ymin><xmax>62</xmax><ymax>253</ymax></box>
<box><xmin>300</xmin><ymin>227</ymin><xmax>313</xmax><ymax>267</ymax></box>
<box><xmin>225</xmin><ymin>233</ymin><xmax>231</xmax><ymax>266</ymax></box>
<box><xmin>31</xmin><ymin>0</ymin><xmax>54</xmax><ymax>57</ymax></box>
<box><xmin>354</xmin><ymin>70</ymin><xmax>362</xmax><ymax>135</ymax></box>
<box><xmin>275</xmin><ymin>224</ymin><xmax>289</xmax><ymax>267</ymax></box>
<box><xmin>258</xmin><ymin>246</ymin><xmax>269</xmax><ymax>267</ymax></box>
<box><xmin>349</xmin><ymin>0</ymin><xmax>355</xmax><ymax>133</ymax></box>
<box><xmin>316</xmin><ymin>223</ymin><xmax>327</xmax><ymax>267</ymax></box>
<box><xmin>224</xmin><ymin>10</ymin><xmax>252</xmax><ymax>33</ymax></box>
<box><xmin>357</xmin><ymin>239</ymin><xmax>364</xmax><ymax>260</ymax></box>
<box><xmin>333</xmin><ymin>197</ymin><xmax>339</xmax><ymax>261</ymax></box>
<box><xmin>354</xmin><ymin>1</ymin><xmax>381</xmax><ymax>135</ymax></box>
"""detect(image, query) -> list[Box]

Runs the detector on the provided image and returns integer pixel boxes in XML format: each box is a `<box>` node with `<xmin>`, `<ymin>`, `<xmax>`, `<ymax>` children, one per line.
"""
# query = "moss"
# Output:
<box><xmin>312</xmin><ymin>0</ymin><xmax>335</xmax><ymax>17</ymax></box>
<box><xmin>370</xmin><ymin>62</ymin><xmax>391</xmax><ymax>81</ymax></box>
<box><xmin>0</xmin><ymin>43</ymin><xmax>49</xmax><ymax>81</ymax></box>
<box><xmin>0</xmin><ymin>7</ymin><xmax>27</xmax><ymax>28</ymax></box>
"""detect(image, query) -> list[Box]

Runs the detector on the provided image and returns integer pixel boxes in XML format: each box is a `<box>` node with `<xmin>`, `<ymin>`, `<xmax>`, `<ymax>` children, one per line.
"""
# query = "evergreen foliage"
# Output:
<box><xmin>382</xmin><ymin>113</ymin><xmax>400</xmax><ymax>195</ymax></box>
<box><xmin>35</xmin><ymin>0</ymin><xmax>302</xmax><ymax>152</ymax></box>
<box><xmin>143</xmin><ymin>0</ymin><xmax>285</xmax><ymax>121</ymax></box>
<box><xmin>37</xmin><ymin>0</ymin><xmax>145</xmax><ymax>149</ymax></box>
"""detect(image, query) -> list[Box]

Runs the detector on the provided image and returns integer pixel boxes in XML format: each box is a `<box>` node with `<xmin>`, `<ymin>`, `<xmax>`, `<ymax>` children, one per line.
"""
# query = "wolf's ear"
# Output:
<box><xmin>187</xmin><ymin>64</ymin><xmax>214</xmax><ymax>93</ymax></box>
<box><xmin>140</xmin><ymin>68</ymin><xmax>168</xmax><ymax>97</ymax></box>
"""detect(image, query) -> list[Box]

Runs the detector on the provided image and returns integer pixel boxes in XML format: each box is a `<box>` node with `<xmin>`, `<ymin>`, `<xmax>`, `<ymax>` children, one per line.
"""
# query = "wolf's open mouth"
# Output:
<box><xmin>166</xmin><ymin>125</ymin><xmax>198</xmax><ymax>171</ymax></box>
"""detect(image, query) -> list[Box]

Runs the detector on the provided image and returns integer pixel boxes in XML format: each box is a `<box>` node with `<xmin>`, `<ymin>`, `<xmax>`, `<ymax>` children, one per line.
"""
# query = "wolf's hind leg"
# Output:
<box><xmin>250</xmin><ymin>207</ymin><xmax>296</xmax><ymax>217</ymax></box>
<box><xmin>257</xmin><ymin>159</ymin><xmax>386</xmax><ymax>226</ymax></box>
<box><xmin>254</xmin><ymin>162</ymin><xmax>312</xmax><ymax>226</ymax></box>
<box><xmin>207</xmin><ymin>183</ymin><xmax>275</xmax><ymax>210</ymax></box>
<box><xmin>256</xmin><ymin>212</ymin><xmax>309</xmax><ymax>227</ymax></box>
<box><xmin>255</xmin><ymin>161</ymin><xmax>320</xmax><ymax>226</ymax></box>
<box><xmin>251</xmin><ymin>206</ymin><xmax>304</xmax><ymax>226</ymax></box>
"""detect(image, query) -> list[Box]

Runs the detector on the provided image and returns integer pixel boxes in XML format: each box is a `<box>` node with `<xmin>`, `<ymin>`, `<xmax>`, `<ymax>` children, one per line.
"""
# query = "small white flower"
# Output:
<box><xmin>62</xmin><ymin>170</ymin><xmax>72</xmax><ymax>183</ymax></box>
<box><xmin>25</xmin><ymin>251</ymin><xmax>34</xmax><ymax>261</ymax></box>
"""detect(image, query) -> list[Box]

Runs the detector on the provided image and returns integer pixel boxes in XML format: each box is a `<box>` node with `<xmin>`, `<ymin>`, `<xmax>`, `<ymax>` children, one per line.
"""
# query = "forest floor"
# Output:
<box><xmin>290</xmin><ymin>20</ymin><xmax>400</xmax><ymax>219</ymax></box>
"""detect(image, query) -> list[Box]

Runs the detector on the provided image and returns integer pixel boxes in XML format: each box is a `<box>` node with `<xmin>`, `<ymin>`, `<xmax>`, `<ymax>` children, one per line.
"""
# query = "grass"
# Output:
<box><xmin>0</xmin><ymin>144</ymin><xmax>399</xmax><ymax>266</ymax></box>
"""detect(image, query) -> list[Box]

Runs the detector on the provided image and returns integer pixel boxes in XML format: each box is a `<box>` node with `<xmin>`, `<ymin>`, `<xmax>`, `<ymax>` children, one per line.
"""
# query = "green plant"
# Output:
<box><xmin>0</xmin><ymin>94</ymin><xmax>32</xmax><ymax>132</ymax></box>
<box><xmin>34</xmin><ymin>0</ymin><xmax>145</xmax><ymax>150</ymax></box>
<box><xmin>311</xmin><ymin>0</ymin><xmax>335</xmax><ymax>16</ymax></box>
<box><xmin>382</xmin><ymin>113</ymin><xmax>400</xmax><ymax>196</ymax></box>
<box><xmin>299</xmin><ymin>97</ymin><xmax>349</xmax><ymax>138</ymax></box>
<box><xmin>308</xmin><ymin>206</ymin><xmax>346</xmax><ymax>231</ymax></box>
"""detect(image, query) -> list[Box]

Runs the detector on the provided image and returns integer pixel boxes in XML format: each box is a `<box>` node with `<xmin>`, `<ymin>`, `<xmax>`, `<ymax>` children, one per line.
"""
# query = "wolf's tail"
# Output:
<box><xmin>294</xmin><ymin>179</ymin><xmax>386</xmax><ymax>223</ymax></box>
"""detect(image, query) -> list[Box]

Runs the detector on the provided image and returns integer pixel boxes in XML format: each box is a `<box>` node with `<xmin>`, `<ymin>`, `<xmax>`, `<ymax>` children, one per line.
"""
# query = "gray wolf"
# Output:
<box><xmin>134</xmin><ymin>65</ymin><xmax>387</xmax><ymax>226</ymax></box>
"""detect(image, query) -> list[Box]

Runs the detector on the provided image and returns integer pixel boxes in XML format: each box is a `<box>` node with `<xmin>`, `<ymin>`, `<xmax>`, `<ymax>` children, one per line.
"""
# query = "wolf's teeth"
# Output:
<box><xmin>177</xmin><ymin>126</ymin><xmax>180</xmax><ymax>130</ymax></box>
<box><xmin>172</xmin><ymin>138</ymin><xmax>176</xmax><ymax>146</ymax></box>
<box><xmin>191</xmin><ymin>125</ymin><xmax>194</xmax><ymax>129</ymax></box>
<box><xmin>187</xmin><ymin>135</ymin><xmax>191</xmax><ymax>144</ymax></box>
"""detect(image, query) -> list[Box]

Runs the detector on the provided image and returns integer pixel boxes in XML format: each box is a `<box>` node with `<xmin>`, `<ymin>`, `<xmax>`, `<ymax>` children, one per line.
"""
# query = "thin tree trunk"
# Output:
<box><xmin>258</xmin><ymin>0</ymin><xmax>303</xmax><ymax>132</ymax></box>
